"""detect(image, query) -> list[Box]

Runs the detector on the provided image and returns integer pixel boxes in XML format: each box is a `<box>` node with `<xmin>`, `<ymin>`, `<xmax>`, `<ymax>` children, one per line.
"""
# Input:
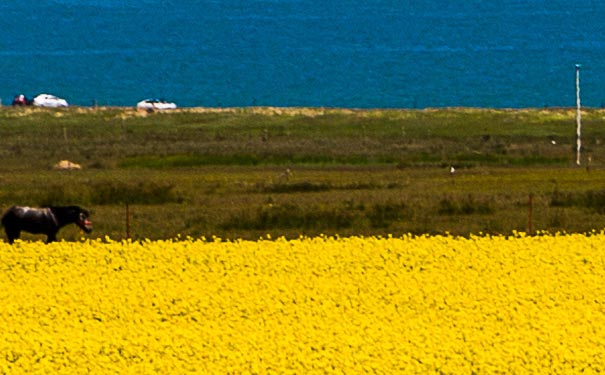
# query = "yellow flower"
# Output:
<box><xmin>0</xmin><ymin>233</ymin><xmax>604</xmax><ymax>373</ymax></box>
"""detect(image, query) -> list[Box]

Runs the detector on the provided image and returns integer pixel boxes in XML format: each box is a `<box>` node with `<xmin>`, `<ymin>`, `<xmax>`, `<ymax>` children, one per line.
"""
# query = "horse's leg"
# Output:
<box><xmin>5</xmin><ymin>228</ymin><xmax>19</xmax><ymax>244</ymax></box>
<box><xmin>46</xmin><ymin>232</ymin><xmax>57</xmax><ymax>244</ymax></box>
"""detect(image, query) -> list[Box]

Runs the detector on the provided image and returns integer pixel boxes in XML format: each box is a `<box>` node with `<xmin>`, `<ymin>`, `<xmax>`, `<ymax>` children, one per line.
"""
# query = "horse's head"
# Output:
<box><xmin>77</xmin><ymin>209</ymin><xmax>93</xmax><ymax>233</ymax></box>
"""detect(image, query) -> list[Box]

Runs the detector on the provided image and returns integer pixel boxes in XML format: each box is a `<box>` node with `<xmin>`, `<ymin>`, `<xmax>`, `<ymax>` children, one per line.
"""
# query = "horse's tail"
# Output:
<box><xmin>1</xmin><ymin>206</ymin><xmax>15</xmax><ymax>228</ymax></box>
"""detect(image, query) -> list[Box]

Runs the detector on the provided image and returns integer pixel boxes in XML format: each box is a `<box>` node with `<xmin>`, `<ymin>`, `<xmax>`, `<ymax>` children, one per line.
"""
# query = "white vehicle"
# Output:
<box><xmin>136</xmin><ymin>98</ymin><xmax>177</xmax><ymax>110</ymax></box>
<box><xmin>33</xmin><ymin>94</ymin><xmax>69</xmax><ymax>108</ymax></box>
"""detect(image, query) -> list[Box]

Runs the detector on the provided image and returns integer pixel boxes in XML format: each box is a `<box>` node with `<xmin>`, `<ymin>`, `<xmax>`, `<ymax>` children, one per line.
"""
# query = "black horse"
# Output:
<box><xmin>1</xmin><ymin>206</ymin><xmax>93</xmax><ymax>244</ymax></box>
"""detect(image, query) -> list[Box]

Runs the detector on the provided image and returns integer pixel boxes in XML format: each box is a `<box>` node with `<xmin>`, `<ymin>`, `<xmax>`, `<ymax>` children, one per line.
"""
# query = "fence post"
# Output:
<box><xmin>528</xmin><ymin>193</ymin><xmax>534</xmax><ymax>235</ymax></box>
<box><xmin>126</xmin><ymin>204</ymin><xmax>131</xmax><ymax>239</ymax></box>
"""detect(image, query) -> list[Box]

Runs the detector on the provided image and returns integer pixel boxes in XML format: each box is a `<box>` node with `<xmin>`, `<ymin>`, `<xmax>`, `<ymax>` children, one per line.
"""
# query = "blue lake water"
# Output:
<box><xmin>0</xmin><ymin>0</ymin><xmax>603</xmax><ymax>108</ymax></box>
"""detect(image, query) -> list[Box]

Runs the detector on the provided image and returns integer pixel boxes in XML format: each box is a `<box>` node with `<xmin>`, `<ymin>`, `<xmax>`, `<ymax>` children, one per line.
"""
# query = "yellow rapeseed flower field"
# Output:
<box><xmin>0</xmin><ymin>234</ymin><xmax>604</xmax><ymax>373</ymax></box>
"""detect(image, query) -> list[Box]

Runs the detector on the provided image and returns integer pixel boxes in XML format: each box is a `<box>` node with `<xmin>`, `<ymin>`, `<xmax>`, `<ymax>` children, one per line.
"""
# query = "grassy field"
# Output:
<box><xmin>1</xmin><ymin>106</ymin><xmax>605</xmax><ymax>241</ymax></box>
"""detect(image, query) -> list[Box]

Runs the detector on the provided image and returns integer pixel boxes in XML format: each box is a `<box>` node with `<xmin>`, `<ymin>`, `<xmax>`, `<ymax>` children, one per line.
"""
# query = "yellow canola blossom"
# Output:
<box><xmin>0</xmin><ymin>234</ymin><xmax>604</xmax><ymax>374</ymax></box>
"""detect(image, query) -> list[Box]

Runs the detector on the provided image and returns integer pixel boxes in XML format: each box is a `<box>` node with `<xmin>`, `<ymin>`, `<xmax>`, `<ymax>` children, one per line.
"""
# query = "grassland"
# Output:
<box><xmin>1</xmin><ymin>106</ymin><xmax>605</xmax><ymax>241</ymax></box>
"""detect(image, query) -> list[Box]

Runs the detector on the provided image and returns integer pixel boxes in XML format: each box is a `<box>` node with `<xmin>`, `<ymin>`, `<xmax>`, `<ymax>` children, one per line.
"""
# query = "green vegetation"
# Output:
<box><xmin>1</xmin><ymin>106</ymin><xmax>605</xmax><ymax>240</ymax></box>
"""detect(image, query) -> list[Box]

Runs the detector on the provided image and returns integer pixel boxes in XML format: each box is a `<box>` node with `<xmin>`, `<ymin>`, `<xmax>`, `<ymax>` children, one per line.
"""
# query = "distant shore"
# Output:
<box><xmin>2</xmin><ymin>105</ymin><xmax>603</xmax><ymax>118</ymax></box>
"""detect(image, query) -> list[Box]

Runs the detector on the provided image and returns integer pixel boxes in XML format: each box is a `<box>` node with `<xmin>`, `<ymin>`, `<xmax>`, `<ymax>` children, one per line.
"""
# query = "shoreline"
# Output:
<box><xmin>1</xmin><ymin>105</ymin><xmax>603</xmax><ymax>117</ymax></box>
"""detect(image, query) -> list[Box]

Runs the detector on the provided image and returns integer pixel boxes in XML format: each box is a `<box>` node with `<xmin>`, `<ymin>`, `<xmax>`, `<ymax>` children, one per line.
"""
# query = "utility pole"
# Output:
<box><xmin>575</xmin><ymin>64</ymin><xmax>582</xmax><ymax>166</ymax></box>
